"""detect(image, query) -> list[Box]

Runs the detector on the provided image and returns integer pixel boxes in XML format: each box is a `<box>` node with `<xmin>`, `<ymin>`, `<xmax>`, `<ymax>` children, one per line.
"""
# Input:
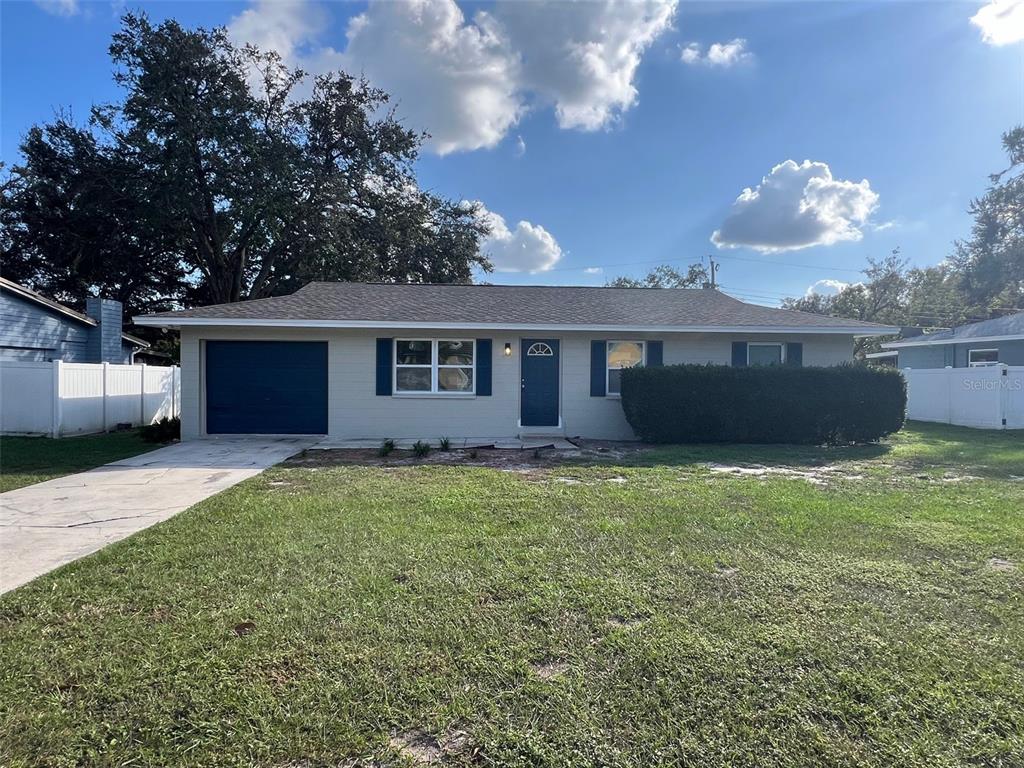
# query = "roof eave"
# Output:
<box><xmin>882</xmin><ymin>332</ymin><xmax>1024</xmax><ymax>349</ymax></box>
<box><xmin>134</xmin><ymin>316</ymin><xmax>898</xmax><ymax>336</ymax></box>
<box><xmin>121</xmin><ymin>332</ymin><xmax>150</xmax><ymax>348</ymax></box>
<box><xmin>1</xmin><ymin>278</ymin><xmax>98</xmax><ymax>327</ymax></box>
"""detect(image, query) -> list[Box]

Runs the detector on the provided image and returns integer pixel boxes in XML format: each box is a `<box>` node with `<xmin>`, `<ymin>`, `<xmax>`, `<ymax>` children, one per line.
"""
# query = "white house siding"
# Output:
<box><xmin>178</xmin><ymin>328</ymin><xmax>854</xmax><ymax>441</ymax></box>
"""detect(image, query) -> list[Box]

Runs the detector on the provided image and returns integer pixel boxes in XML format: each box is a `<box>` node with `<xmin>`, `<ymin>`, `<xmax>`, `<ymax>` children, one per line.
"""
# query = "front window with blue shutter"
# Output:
<box><xmin>606</xmin><ymin>341</ymin><xmax>645</xmax><ymax>395</ymax></box>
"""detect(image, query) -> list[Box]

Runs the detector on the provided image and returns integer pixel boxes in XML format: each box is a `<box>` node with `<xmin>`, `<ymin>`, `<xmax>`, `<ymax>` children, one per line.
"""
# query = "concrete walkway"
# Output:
<box><xmin>0</xmin><ymin>437</ymin><xmax>316</xmax><ymax>594</ymax></box>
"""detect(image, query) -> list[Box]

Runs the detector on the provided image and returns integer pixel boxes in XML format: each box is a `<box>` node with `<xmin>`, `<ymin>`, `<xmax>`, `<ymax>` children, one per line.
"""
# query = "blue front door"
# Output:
<box><xmin>520</xmin><ymin>339</ymin><xmax>560</xmax><ymax>427</ymax></box>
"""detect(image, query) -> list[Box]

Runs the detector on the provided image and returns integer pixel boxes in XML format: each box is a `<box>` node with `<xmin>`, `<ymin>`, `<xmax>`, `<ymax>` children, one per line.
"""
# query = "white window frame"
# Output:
<box><xmin>606</xmin><ymin>340</ymin><xmax>646</xmax><ymax>397</ymax></box>
<box><xmin>747</xmin><ymin>342</ymin><xmax>786</xmax><ymax>366</ymax></box>
<box><xmin>394</xmin><ymin>338</ymin><xmax>476</xmax><ymax>395</ymax></box>
<box><xmin>968</xmin><ymin>348</ymin><xmax>1000</xmax><ymax>367</ymax></box>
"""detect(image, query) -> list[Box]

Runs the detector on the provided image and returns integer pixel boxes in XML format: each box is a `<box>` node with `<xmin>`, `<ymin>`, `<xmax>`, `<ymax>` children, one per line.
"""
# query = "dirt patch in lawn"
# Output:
<box><xmin>701</xmin><ymin>462</ymin><xmax>865</xmax><ymax>486</ymax></box>
<box><xmin>389</xmin><ymin>729</ymin><xmax>473</xmax><ymax>764</ymax></box>
<box><xmin>531</xmin><ymin>659</ymin><xmax>570</xmax><ymax>680</ymax></box>
<box><xmin>986</xmin><ymin>557</ymin><xmax>1017</xmax><ymax>572</ymax></box>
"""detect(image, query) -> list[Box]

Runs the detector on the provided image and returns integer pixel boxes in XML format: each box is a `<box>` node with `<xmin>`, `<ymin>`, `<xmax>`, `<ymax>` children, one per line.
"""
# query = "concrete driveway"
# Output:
<box><xmin>0</xmin><ymin>437</ymin><xmax>316</xmax><ymax>594</ymax></box>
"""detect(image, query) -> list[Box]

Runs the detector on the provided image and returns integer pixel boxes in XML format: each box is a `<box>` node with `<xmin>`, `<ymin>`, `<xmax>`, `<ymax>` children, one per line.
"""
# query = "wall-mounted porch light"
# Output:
<box><xmin>504</xmin><ymin>342</ymin><xmax>513</xmax><ymax>357</ymax></box>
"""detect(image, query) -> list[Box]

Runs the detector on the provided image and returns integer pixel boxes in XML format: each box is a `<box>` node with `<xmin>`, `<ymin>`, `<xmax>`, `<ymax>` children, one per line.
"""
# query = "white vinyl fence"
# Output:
<box><xmin>0</xmin><ymin>360</ymin><xmax>180</xmax><ymax>437</ymax></box>
<box><xmin>902</xmin><ymin>365</ymin><xmax>1024</xmax><ymax>430</ymax></box>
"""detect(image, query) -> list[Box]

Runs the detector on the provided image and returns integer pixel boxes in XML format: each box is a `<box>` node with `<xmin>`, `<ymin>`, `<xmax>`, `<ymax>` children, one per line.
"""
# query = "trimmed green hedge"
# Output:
<box><xmin>620</xmin><ymin>364</ymin><xmax>906</xmax><ymax>445</ymax></box>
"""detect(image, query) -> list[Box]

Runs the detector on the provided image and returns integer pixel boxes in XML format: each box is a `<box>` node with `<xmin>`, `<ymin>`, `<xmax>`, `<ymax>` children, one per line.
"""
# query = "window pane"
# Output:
<box><xmin>439</xmin><ymin>340</ymin><xmax>474</xmax><ymax>366</ymax></box>
<box><xmin>608</xmin><ymin>341</ymin><xmax>643</xmax><ymax>369</ymax></box>
<box><xmin>438</xmin><ymin>367</ymin><xmax>473</xmax><ymax>392</ymax></box>
<box><xmin>970</xmin><ymin>349</ymin><xmax>998</xmax><ymax>365</ymax></box>
<box><xmin>610</xmin><ymin>369</ymin><xmax>628</xmax><ymax>395</ymax></box>
<box><xmin>748</xmin><ymin>344</ymin><xmax>783</xmax><ymax>366</ymax></box>
<box><xmin>396</xmin><ymin>367</ymin><xmax>431</xmax><ymax>392</ymax></box>
<box><xmin>396</xmin><ymin>340</ymin><xmax>431</xmax><ymax>366</ymax></box>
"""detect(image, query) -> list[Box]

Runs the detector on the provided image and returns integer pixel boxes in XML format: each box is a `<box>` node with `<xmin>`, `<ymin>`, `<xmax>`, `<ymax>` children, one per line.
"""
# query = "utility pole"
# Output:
<box><xmin>708</xmin><ymin>258</ymin><xmax>718</xmax><ymax>289</ymax></box>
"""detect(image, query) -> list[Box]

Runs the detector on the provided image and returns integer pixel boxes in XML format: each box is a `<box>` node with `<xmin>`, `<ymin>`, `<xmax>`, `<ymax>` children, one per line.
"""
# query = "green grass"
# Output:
<box><xmin>0</xmin><ymin>430</ymin><xmax>157</xmax><ymax>493</ymax></box>
<box><xmin>1</xmin><ymin>423</ymin><xmax>1023</xmax><ymax>767</ymax></box>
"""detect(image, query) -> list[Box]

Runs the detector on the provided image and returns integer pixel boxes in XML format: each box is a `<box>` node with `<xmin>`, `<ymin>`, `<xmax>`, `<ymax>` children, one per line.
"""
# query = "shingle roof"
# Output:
<box><xmin>884</xmin><ymin>311</ymin><xmax>1024</xmax><ymax>347</ymax></box>
<box><xmin>135</xmin><ymin>282</ymin><xmax>898</xmax><ymax>333</ymax></box>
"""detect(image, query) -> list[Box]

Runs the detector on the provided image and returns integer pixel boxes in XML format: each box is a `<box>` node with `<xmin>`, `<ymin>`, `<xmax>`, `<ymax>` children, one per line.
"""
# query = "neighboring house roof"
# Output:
<box><xmin>0</xmin><ymin>277</ymin><xmax>149</xmax><ymax>348</ymax></box>
<box><xmin>864</xmin><ymin>350</ymin><xmax>898</xmax><ymax>359</ymax></box>
<box><xmin>135</xmin><ymin>282</ymin><xmax>899</xmax><ymax>335</ymax></box>
<box><xmin>882</xmin><ymin>311</ymin><xmax>1024</xmax><ymax>349</ymax></box>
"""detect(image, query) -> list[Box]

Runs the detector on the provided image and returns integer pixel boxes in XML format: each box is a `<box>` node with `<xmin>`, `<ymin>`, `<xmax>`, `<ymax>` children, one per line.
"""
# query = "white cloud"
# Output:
<box><xmin>229</xmin><ymin>0</ymin><xmax>327</xmax><ymax>64</ymax></box>
<box><xmin>228</xmin><ymin>0</ymin><xmax>677</xmax><ymax>154</ymax></box>
<box><xmin>35</xmin><ymin>0</ymin><xmax>79</xmax><ymax>16</ymax></box>
<box><xmin>970</xmin><ymin>0</ymin><xmax>1024</xmax><ymax>46</ymax></box>
<box><xmin>711</xmin><ymin>160</ymin><xmax>880</xmax><ymax>253</ymax></box>
<box><xmin>341</xmin><ymin>0</ymin><xmax>522</xmax><ymax>155</ymax></box>
<box><xmin>515</xmin><ymin>135</ymin><xmax>527</xmax><ymax>157</ymax></box>
<box><xmin>496</xmin><ymin>0</ymin><xmax>677</xmax><ymax>131</ymax></box>
<box><xmin>680</xmin><ymin>43</ymin><xmax>702</xmax><ymax>65</ymax></box>
<box><xmin>472</xmin><ymin>202</ymin><xmax>564</xmax><ymax>273</ymax></box>
<box><xmin>680</xmin><ymin>38</ymin><xmax>753</xmax><ymax>67</ymax></box>
<box><xmin>584</xmin><ymin>266</ymin><xmax>603</xmax><ymax>274</ymax></box>
<box><xmin>805</xmin><ymin>279</ymin><xmax>849</xmax><ymax>297</ymax></box>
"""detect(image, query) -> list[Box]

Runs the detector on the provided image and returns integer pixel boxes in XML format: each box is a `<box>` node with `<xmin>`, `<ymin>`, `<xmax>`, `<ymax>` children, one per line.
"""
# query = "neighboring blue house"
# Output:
<box><xmin>0</xmin><ymin>277</ymin><xmax>149</xmax><ymax>363</ymax></box>
<box><xmin>881</xmin><ymin>312</ymin><xmax>1024</xmax><ymax>369</ymax></box>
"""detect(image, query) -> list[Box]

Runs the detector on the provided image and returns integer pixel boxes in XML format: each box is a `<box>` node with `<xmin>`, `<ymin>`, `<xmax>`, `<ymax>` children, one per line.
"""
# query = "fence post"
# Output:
<box><xmin>944</xmin><ymin>365</ymin><xmax>953</xmax><ymax>424</ymax></box>
<box><xmin>51</xmin><ymin>359</ymin><xmax>63</xmax><ymax>439</ymax></box>
<box><xmin>171</xmin><ymin>365</ymin><xmax>178</xmax><ymax>419</ymax></box>
<box><xmin>102</xmin><ymin>362</ymin><xmax>110</xmax><ymax>433</ymax></box>
<box><xmin>139</xmin><ymin>363</ymin><xmax>147</xmax><ymax>426</ymax></box>
<box><xmin>999</xmin><ymin>364</ymin><xmax>1009</xmax><ymax>430</ymax></box>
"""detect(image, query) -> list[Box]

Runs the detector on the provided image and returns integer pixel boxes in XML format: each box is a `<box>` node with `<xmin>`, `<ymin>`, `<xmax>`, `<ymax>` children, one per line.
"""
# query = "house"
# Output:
<box><xmin>0</xmin><ymin>277</ymin><xmax>149</xmax><ymax>364</ymax></box>
<box><xmin>881</xmin><ymin>312</ymin><xmax>1024</xmax><ymax>369</ymax></box>
<box><xmin>134</xmin><ymin>282</ymin><xmax>899</xmax><ymax>441</ymax></box>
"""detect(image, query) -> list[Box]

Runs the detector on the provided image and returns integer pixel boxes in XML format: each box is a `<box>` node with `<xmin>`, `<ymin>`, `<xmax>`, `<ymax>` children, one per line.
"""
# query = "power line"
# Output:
<box><xmin>546</xmin><ymin>252</ymin><xmax>868</xmax><ymax>277</ymax></box>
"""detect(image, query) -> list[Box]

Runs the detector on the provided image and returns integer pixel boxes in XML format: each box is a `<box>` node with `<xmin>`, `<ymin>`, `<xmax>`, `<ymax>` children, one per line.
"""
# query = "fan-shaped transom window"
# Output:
<box><xmin>527</xmin><ymin>342</ymin><xmax>554</xmax><ymax>357</ymax></box>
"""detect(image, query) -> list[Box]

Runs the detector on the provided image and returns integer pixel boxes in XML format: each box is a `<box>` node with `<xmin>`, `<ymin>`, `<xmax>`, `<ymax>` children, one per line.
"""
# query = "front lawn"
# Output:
<box><xmin>0</xmin><ymin>430</ymin><xmax>157</xmax><ymax>493</ymax></box>
<box><xmin>1</xmin><ymin>423</ymin><xmax>1022</xmax><ymax>766</ymax></box>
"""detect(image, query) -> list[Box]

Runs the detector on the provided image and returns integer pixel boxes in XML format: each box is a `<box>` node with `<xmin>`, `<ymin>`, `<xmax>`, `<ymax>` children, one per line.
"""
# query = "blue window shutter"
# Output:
<box><xmin>590</xmin><ymin>340</ymin><xmax>607</xmax><ymax>396</ymax></box>
<box><xmin>731</xmin><ymin>341</ymin><xmax>748</xmax><ymax>367</ymax></box>
<box><xmin>375</xmin><ymin>338</ymin><xmax>392</xmax><ymax>395</ymax></box>
<box><xmin>786</xmin><ymin>342</ymin><xmax>803</xmax><ymax>367</ymax></box>
<box><xmin>476</xmin><ymin>339</ymin><xmax>492</xmax><ymax>396</ymax></box>
<box><xmin>647</xmin><ymin>341</ymin><xmax>664</xmax><ymax>367</ymax></box>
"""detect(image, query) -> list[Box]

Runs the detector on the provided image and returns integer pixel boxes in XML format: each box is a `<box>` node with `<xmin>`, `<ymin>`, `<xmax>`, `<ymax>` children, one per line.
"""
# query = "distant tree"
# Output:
<box><xmin>607</xmin><ymin>263</ymin><xmax>709</xmax><ymax>288</ymax></box>
<box><xmin>0</xmin><ymin>14</ymin><xmax>490</xmax><ymax>315</ymax></box>
<box><xmin>784</xmin><ymin>251</ymin><xmax>907</xmax><ymax>323</ymax></box>
<box><xmin>953</xmin><ymin>126</ymin><xmax>1024</xmax><ymax>314</ymax></box>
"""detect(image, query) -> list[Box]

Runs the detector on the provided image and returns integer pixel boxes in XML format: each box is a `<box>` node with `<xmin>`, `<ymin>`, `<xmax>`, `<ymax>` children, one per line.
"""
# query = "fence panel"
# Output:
<box><xmin>0</xmin><ymin>361</ymin><xmax>54</xmax><ymax>434</ymax></box>
<box><xmin>902</xmin><ymin>365</ymin><xmax>1023</xmax><ymax>430</ymax></box>
<box><xmin>0</xmin><ymin>361</ymin><xmax>179</xmax><ymax>436</ymax></box>
<box><xmin>105</xmin><ymin>363</ymin><xmax>144</xmax><ymax>431</ymax></box>
<box><xmin>60</xmin><ymin>363</ymin><xmax>106</xmax><ymax>436</ymax></box>
<box><xmin>1004</xmin><ymin>368</ymin><xmax>1024</xmax><ymax>429</ymax></box>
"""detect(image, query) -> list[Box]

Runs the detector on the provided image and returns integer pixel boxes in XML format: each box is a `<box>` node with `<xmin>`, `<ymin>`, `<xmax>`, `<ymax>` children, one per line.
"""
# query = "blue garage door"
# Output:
<box><xmin>206</xmin><ymin>341</ymin><xmax>328</xmax><ymax>435</ymax></box>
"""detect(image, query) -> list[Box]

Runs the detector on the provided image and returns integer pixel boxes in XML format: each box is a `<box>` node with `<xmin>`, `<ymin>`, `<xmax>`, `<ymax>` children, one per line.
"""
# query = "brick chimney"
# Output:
<box><xmin>85</xmin><ymin>297</ymin><xmax>124</xmax><ymax>363</ymax></box>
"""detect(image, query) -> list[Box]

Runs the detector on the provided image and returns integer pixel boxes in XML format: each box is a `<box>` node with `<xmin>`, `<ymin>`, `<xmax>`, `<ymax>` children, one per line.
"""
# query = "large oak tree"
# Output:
<box><xmin>0</xmin><ymin>14</ymin><xmax>490</xmax><ymax>316</ymax></box>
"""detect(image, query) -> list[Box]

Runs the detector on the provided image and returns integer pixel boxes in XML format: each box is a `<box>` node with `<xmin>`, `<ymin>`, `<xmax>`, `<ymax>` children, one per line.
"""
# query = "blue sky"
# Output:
<box><xmin>2</xmin><ymin>0</ymin><xmax>1022</xmax><ymax>306</ymax></box>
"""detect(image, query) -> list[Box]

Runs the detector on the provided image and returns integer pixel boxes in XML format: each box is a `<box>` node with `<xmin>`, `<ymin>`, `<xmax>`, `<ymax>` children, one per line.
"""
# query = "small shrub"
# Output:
<box><xmin>439</xmin><ymin>436</ymin><xmax>451</xmax><ymax>452</ymax></box>
<box><xmin>140</xmin><ymin>416</ymin><xmax>180</xmax><ymax>444</ymax></box>
<box><xmin>468</xmin><ymin>449</ymin><xmax>478</xmax><ymax>459</ymax></box>
<box><xmin>379</xmin><ymin>439</ymin><xmax>396</xmax><ymax>457</ymax></box>
<box><xmin>620</xmin><ymin>363</ymin><xmax>906</xmax><ymax>445</ymax></box>
<box><xmin>412</xmin><ymin>440</ymin><xmax>431</xmax><ymax>457</ymax></box>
